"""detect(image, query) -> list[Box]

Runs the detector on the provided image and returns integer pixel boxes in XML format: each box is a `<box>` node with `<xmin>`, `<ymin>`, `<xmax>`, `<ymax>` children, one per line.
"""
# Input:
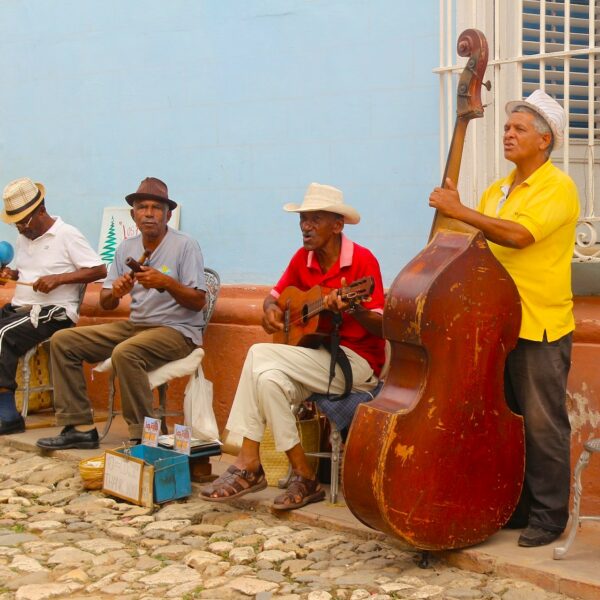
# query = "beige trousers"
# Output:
<box><xmin>226</xmin><ymin>342</ymin><xmax>378</xmax><ymax>452</ymax></box>
<box><xmin>51</xmin><ymin>321</ymin><xmax>195</xmax><ymax>438</ymax></box>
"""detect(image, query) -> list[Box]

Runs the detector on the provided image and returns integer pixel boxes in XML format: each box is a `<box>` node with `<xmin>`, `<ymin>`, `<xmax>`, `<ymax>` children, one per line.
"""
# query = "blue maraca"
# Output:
<box><xmin>0</xmin><ymin>241</ymin><xmax>14</xmax><ymax>267</ymax></box>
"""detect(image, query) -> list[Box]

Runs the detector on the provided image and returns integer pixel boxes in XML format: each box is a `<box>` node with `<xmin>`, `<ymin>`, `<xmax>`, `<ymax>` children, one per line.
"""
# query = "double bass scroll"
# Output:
<box><xmin>430</xmin><ymin>28</ymin><xmax>491</xmax><ymax>238</ymax></box>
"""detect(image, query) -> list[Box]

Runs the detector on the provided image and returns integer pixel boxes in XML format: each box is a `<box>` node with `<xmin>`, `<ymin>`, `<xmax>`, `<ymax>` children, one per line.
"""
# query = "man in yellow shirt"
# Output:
<box><xmin>429</xmin><ymin>89</ymin><xmax>579</xmax><ymax>547</ymax></box>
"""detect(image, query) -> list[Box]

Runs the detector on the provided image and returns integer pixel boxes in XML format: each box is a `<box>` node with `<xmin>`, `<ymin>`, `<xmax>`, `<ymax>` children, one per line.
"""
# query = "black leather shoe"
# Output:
<box><xmin>0</xmin><ymin>415</ymin><xmax>25</xmax><ymax>435</ymax></box>
<box><xmin>36</xmin><ymin>425</ymin><xmax>99</xmax><ymax>450</ymax></box>
<box><xmin>518</xmin><ymin>525</ymin><xmax>561</xmax><ymax>547</ymax></box>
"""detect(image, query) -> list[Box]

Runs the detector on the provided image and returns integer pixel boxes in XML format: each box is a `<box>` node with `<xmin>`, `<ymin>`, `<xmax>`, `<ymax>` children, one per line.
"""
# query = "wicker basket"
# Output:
<box><xmin>15</xmin><ymin>345</ymin><xmax>53</xmax><ymax>413</ymax></box>
<box><xmin>79</xmin><ymin>455</ymin><xmax>105</xmax><ymax>490</ymax></box>
<box><xmin>260</xmin><ymin>417</ymin><xmax>321</xmax><ymax>486</ymax></box>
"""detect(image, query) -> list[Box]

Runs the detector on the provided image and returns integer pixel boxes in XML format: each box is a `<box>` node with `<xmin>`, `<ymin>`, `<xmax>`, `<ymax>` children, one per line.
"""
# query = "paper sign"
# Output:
<box><xmin>97</xmin><ymin>205</ymin><xmax>180</xmax><ymax>271</ymax></box>
<box><xmin>173</xmin><ymin>424</ymin><xmax>192</xmax><ymax>455</ymax></box>
<box><xmin>102</xmin><ymin>450</ymin><xmax>144</xmax><ymax>504</ymax></box>
<box><xmin>142</xmin><ymin>417</ymin><xmax>161</xmax><ymax>447</ymax></box>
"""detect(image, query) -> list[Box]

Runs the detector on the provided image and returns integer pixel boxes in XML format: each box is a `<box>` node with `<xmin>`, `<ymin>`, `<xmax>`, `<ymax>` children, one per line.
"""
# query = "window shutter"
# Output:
<box><xmin>522</xmin><ymin>0</ymin><xmax>599</xmax><ymax>141</ymax></box>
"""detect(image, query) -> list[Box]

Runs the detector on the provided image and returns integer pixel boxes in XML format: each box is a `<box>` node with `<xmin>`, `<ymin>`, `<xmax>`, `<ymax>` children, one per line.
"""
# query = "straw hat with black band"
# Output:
<box><xmin>283</xmin><ymin>182</ymin><xmax>360</xmax><ymax>224</ymax></box>
<box><xmin>1</xmin><ymin>178</ymin><xmax>46</xmax><ymax>224</ymax></box>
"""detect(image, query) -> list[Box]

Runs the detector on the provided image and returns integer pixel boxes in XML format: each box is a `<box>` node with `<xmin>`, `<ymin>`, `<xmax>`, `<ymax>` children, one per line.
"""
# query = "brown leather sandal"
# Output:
<box><xmin>272</xmin><ymin>473</ymin><xmax>325</xmax><ymax>511</ymax></box>
<box><xmin>200</xmin><ymin>465</ymin><xmax>267</xmax><ymax>502</ymax></box>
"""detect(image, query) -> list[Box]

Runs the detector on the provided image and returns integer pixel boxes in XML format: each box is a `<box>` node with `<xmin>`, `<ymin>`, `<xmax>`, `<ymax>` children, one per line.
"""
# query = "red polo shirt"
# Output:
<box><xmin>271</xmin><ymin>234</ymin><xmax>386</xmax><ymax>376</ymax></box>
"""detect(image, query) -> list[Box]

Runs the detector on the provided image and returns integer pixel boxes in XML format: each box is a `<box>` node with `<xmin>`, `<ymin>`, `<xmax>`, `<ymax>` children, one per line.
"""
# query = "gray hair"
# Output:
<box><xmin>510</xmin><ymin>105</ymin><xmax>554</xmax><ymax>157</ymax></box>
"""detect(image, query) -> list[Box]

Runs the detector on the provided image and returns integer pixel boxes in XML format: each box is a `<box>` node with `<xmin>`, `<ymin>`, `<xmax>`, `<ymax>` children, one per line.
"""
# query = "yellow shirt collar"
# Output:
<box><xmin>503</xmin><ymin>159</ymin><xmax>554</xmax><ymax>190</ymax></box>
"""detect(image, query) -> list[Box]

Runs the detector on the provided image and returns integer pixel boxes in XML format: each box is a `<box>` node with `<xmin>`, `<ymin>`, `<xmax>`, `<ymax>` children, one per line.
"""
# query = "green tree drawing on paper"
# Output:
<box><xmin>100</xmin><ymin>216</ymin><xmax>117</xmax><ymax>264</ymax></box>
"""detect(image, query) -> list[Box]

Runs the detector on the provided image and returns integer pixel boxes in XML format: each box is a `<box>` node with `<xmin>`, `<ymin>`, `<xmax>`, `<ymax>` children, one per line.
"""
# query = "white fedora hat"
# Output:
<box><xmin>1</xmin><ymin>177</ymin><xmax>46</xmax><ymax>224</ymax></box>
<box><xmin>283</xmin><ymin>182</ymin><xmax>360</xmax><ymax>225</ymax></box>
<box><xmin>505</xmin><ymin>89</ymin><xmax>566</xmax><ymax>150</ymax></box>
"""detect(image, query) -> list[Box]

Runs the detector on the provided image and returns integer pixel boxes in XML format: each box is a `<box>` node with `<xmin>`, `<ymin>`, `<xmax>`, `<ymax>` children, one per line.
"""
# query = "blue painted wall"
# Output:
<box><xmin>0</xmin><ymin>0</ymin><xmax>439</xmax><ymax>285</ymax></box>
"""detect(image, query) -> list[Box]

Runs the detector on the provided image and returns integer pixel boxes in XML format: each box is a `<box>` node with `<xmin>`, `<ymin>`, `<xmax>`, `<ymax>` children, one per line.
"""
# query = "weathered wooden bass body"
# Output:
<box><xmin>342</xmin><ymin>29</ymin><xmax>525</xmax><ymax>550</ymax></box>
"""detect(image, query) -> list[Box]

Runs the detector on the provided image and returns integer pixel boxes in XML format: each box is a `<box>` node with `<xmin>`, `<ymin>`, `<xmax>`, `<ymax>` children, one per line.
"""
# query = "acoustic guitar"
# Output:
<box><xmin>273</xmin><ymin>276</ymin><xmax>374</xmax><ymax>347</ymax></box>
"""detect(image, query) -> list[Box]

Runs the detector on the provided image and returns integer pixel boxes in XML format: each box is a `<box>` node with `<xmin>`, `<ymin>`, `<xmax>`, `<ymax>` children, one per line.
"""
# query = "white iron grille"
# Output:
<box><xmin>436</xmin><ymin>0</ymin><xmax>600</xmax><ymax>262</ymax></box>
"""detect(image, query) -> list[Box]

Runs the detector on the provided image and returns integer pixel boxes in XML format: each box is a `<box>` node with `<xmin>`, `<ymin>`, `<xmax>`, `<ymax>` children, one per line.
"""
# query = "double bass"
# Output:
<box><xmin>343</xmin><ymin>29</ymin><xmax>525</xmax><ymax>550</ymax></box>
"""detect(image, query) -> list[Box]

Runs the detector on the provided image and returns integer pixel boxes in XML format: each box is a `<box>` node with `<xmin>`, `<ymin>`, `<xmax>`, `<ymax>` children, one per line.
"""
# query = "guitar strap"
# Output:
<box><xmin>324</xmin><ymin>312</ymin><xmax>353</xmax><ymax>401</ymax></box>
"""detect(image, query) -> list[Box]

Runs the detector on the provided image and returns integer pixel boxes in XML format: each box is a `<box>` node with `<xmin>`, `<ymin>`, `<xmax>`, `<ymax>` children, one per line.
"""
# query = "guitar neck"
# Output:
<box><xmin>291</xmin><ymin>287</ymin><xmax>355</xmax><ymax>320</ymax></box>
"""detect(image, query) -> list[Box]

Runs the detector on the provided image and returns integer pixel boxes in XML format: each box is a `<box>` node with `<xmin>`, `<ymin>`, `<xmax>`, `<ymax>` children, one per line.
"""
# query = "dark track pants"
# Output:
<box><xmin>0</xmin><ymin>303</ymin><xmax>72</xmax><ymax>391</ymax></box>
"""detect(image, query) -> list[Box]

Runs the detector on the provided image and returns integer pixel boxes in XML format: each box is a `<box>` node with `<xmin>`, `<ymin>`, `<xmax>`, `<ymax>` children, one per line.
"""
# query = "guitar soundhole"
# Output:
<box><xmin>301</xmin><ymin>303</ymin><xmax>309</xmax><ymax>324</ymax></box>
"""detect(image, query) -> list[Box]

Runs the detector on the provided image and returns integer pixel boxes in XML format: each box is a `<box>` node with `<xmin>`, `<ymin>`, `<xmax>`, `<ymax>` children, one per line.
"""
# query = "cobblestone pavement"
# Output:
<box><xmin>0</xmin><ymin>447</ymin><xmax>577</xmax><ymax>600</ymax></box>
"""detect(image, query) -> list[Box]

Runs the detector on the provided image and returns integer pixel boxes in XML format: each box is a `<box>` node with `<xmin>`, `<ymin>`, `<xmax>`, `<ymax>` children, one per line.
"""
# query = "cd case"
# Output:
<box><xmin>158</xmin><ymin>434</ymin><xmax>222</xmax><ymax>449</ymax></box>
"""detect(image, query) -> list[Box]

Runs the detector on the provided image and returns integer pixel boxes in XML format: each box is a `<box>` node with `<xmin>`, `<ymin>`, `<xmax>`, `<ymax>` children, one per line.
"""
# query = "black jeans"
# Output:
<box><xmin>504</xmin><ymin>332</ymin><xmax>573</xmax><ymax>532</ymax></box>
<box><xmin>0</xmin><ymin>303</ymin><xmax>72</xmax><ymax>391</ymax></box>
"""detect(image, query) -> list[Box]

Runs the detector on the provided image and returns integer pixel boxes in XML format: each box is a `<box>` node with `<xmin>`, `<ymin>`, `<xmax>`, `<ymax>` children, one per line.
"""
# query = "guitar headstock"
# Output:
<box><xmin>340</xmin><ymin>276</ymin><xmax>375</xmax><ymax>304</ymax></box>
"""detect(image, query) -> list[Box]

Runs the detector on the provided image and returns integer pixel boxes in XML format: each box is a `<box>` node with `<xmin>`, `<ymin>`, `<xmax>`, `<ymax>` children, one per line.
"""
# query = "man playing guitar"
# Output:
<box><xmin>201</xmin><ymin>182</ymin><xmax>385</xmax><ymax>510</ymax></box>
